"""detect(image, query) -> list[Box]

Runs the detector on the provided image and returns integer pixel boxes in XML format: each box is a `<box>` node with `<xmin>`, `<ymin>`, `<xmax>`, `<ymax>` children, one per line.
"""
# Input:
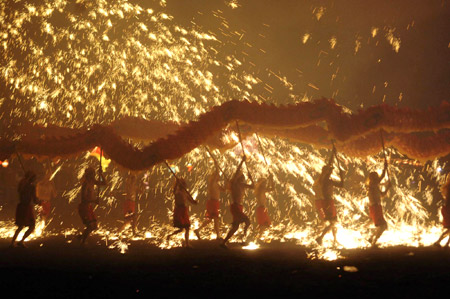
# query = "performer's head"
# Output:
<box><xmin>368</xmin><ymin>171</ymin><xmax>379</xmax><ymax>183</ymax></box>
<box><xmin>175</xmin><ymin>178</ymin><xmax>187</xmax><ymax>191</ymax></box>
<box><xmin>83</xmin><ymin>167</ymin><xmax>95</xmax><ymax>181</ymax></box>
<box><xmin>24</xmin><ymin>170</ymin><xmax>36</xmax><ymax>183</ymax></box>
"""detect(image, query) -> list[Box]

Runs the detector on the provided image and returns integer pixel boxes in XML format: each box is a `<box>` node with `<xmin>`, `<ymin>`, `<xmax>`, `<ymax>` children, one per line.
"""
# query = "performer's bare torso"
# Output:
<box><xmin>320</xmin><ymin>177</ymin><xmax>340</xmax><ymax>201</ymax></box>
<box><xmin>368</xmin><ymin>183</ymin><xmax>382</xmax><ymax>206</ymax></box>
<box><xmin>18</xmin><ymin>180</ymin><xmax>37</xmax><ymax>205</ymax></box>
<box><xmin>255</xmin><ymin>181</ymin><xmax>270</xmax><ymax>207</ymax></box>
<box><xmin>208</xmin><ymin>174</ymin><xmax>221</xmax><ymax>201</ymax></box>
<box><xmin>81</xmin><ymin>180</ymin><xmax>97</xmax><ymax>203</ymax></box>
<box><xmin>174</xmin><ymin>188</ymin><xmax>188</xmax><ymax>206</ymax></box>
<box><xmin>230</xmin><ymin>177</ymin><xmax>250</xmax><ymax>205</ymax></box>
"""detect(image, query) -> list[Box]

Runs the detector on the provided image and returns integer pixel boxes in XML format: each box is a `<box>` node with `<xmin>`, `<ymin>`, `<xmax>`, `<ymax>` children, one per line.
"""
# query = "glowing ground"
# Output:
<box><xmin>1</xmin><ymin>236</ymin><xmax>449</xmax><ymax>297</ymax></box>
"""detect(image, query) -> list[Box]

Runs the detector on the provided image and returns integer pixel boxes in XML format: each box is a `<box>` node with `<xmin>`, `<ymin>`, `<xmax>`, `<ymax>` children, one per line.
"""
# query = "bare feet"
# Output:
<box><xmin>16</xmin><ymin>241</ymin><xmax>27</xmax><ymax>248</ymax></box>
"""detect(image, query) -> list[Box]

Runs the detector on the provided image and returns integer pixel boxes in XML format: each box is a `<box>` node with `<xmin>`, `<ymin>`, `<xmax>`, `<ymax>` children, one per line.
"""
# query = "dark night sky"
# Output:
<box><xmin>158</xmin><ymin>0</ymin><xmax>450</xmax><ymax>110</ymax></box>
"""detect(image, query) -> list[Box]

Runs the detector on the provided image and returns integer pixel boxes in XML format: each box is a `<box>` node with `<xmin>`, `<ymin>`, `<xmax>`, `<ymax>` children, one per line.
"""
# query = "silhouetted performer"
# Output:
<box><xmin>11</xmin><ymin>171</ymin><xmax>39</xmax><ymax>247</ymax></box>
<box><xmin>166</xmin><ymin>178</ymin><xmax>198</xmax><ymax>247</ymax></box>
<box><xmin>221</xmin><ymin>156</ymin><xmax>254</xmax><ymax>248</ymax></box>
<box><xmin>120</xmin><ymin>173</ymin><xmax>137</xmax><ymax>236</ymax></box>
<box><xmin>434</xmin><ymin>176</ymin><xmax>450</xmax><ymax>248</ymax></box>
<box><xmin>36</xmin><ymin>169</ymin><xmax>57</xmax><ymax>228</ymax></box>
<box><xmin>195</xmin><ymin>169</ymin><xmax>225</xmax><ymax>240</ymax></box>
<box><xmin>314</xmin><ymin>146</ymin><xmax>344</xmax><ymax>246</ymax></box>
<box><xmin>367</xmin><ymin>160</ymin><xmax>390</xmax><ymax>247</ymax></box>
<box><xmin>254</xmin><ymin>174</ymin><xmax>274</xmax><ymax>240</ymax></box>
<box><xmin>78</xmin><ymin>167</ymin><xmax>106</xmax><ymax>246</ymax></box>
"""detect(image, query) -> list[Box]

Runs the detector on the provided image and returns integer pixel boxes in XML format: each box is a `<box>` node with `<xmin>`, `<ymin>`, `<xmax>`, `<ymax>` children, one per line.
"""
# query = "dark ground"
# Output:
<box><xmin>1</xmin><ymin>236</ymin><xmax>450</xmax><ymax>298</ymax></box>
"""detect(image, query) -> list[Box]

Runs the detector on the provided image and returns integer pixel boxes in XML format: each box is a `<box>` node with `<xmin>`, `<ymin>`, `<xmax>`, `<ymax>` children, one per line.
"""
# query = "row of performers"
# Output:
<box><xmin>9</xmin><ymin>147</ymin><xmax>450</xmax><ymax>249</ymax></box>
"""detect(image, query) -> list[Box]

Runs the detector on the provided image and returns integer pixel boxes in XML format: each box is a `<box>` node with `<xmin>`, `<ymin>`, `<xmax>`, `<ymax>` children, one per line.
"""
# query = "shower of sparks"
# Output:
<box><xmin>0</xmin><ymin>0</ymin><xmax>446</xmax><ymax>260</ymax></box>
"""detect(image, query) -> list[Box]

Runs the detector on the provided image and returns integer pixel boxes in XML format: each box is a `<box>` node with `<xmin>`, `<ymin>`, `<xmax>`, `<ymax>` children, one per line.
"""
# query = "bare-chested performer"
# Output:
<box><xmin>11</xmin><ymin>171</ymin><xmax>40</xmax><ymax>247</ymax></box>
<box><xmin>434</xmin><ymin>175</ymin><xmax>450</xmax><ymax>248</ymax></box>
<box><xmin>194</xmin><ymin>170</ymin><xmax>225</xmax><ymax>240</ymax></box>
<box><xmin>78</xmin><ymin>167</ymin><xmax>106</xmax><ymax>246</ymax></box>
<box><xmin>221</xmin><ymin>156</ymin><xmax>254</xmax><ymax>248</ymax></box>
<box><xmin>166</xmin><ymin>178</ymin><xmax>198</xmax><ymax>247</ymax></box>
<box><xmin>254</xmin><ymin>174</ymin><xmax>274</xmax><ymax>239</ymax></box>
<box><xmin>120</xmin><ymin>173</ymin><xmax>137</xmax><ymax>236</ymax></box>
<box><xmin>314</xmin><ymin>146</ymin><xmax>344</xmax><ymax>246</ymax></box>
<box><xmin>367</xmin><ymin>160</ymin><xmax>391</xmax><ymax>247</ymax></box>
<box><xmin>36</xmin><ymin>169</ymin><xmax>57</xmax><ymax>228</ymax></box>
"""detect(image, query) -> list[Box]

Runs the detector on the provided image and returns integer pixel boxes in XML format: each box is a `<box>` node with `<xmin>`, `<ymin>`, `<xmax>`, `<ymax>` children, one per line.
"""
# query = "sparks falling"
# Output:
<box><xmin>0</xmin><ymin>0</ymin><xmax>446</xmax><ymax>260</ymax></box>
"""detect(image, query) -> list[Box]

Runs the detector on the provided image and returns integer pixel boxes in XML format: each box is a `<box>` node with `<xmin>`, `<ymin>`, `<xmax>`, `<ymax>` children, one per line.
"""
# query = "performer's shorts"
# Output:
<box><xmin>39</xmin><ymin>201</ymin><xmax>51</xmax><ymax>218</ymax></box>
<box><xmin>123</xmin><ymin>199</ymin><xmax>136</xmax><ymax>219</ymax></box>
<box><xmin>206</xmin><ymin>199</ymin><xmax>220</xmax><ymax>219</ymax></box>
<box><xmin>442</xmin><ymin>205</ymin><xmax>450</xmax><ymax>228</ymax></box>
<box><xmin>15</xmin><ymin>203</ymin><xmax>35</xmax><ymax>227</ymax></box>
<box><xmin>315</xmin><ymin>199</ymin><xmax>337</xmax><ymax>221</ymax></box>
<box><xmin>369</xmin><ymin>204</ymin><xmax>387</xmax><ymax>227</ymax></box>
<box><xmin>78</xmin><ymin>203</ymin><xmax>97</xmax><ymax>226</ymax></box>
<box><xmin>256</xmin><ymin>206</ymin><xmax>271</xmax><ymax>227</ymax></box>
<box><xmin>173</xmin><ymin>205</ymin><xmax>190</xmax><ymax>229</ymax></box>
<box><xmin>230</xmin><ymin>203</ymin><xmax>249</xmax><ymax>225</ymax></box>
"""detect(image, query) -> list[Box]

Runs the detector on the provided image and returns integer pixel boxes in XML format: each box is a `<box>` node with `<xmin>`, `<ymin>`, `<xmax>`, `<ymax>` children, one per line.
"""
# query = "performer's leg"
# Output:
<box><xmin>11</xmin><ymin>226</ymin><xmax>24</xmax><ymax>246</ymax></box>
<box><xmin>120</xmin><ymin>220</ymin><xmax>130</xmax><ymax>234</ymax></box>
<box><xmin>81</xmin><ymin>222</ymin><xmax>96</xmax><ymax>245</ymax></box>
<box><xmin>131</xmin><ymin>217</ymin><xmax>137</xmax><ymax>235</ymax></box>
<box><xmin>316</xmin><ymin>221</ymin><xmax>332</xmax><ymax>245</ymax></box>
<box><xmin>213</xmin><ymin>217</ymin><xmax>221</xmax><ymax>239</ymax></box>
<box><xmin>434</xmin><ymin>228</ymin><xmax>450</xmax><ymax>247</ymax></box>
<box><xmin>17</xmin><ymin>224</ymin><xmax>35</xmax><ymax>247</ymax></box>
<box><xmin>184</xmin><ymin>228</ymin><xmax>191</xmax><ymax>247</ymax></box>
<box><xmin>194</xmin><ymin>218</ymin><xmax>212</xmax><ymax>239</ymax></box>
<box><xmin>20</xmin><ymin>223</ymin><xmax>35</xmax><ymax>242</ymax></box>
<box><xmin>242</xmin><ymin>218</ymin><xmax>251</xmax><ymax>242</ymax></box>
<box><xmin>371</xmin><ymin>224</ymin><xmax>387</xmax><ymax>247</ymax></box>
<box><xmin>331</xmin><ymin>222</ymin><xmax>338</xmax><ymax>245</ymax></box>
<box><xmin>222</xmin><ymin>223</ymin><xmax>240</xmax><ymax>245</ymax></box>
<box><xmin>166</xmin><ymin>228</ymin><xmax>183</xmax><ymax>241</ymax></box>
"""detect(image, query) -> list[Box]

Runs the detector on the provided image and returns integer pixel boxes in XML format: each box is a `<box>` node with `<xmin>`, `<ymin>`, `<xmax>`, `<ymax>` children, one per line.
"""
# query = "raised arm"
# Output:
<box><xmin>266</xmin><ymin>173</ymin><xmax>275</xmax><ymax>191</ymax></box>
<box><xmin>381</xmin><ymin>181</ymin><xmax>392</xmax><ymax>196</ymax></box>
<box><xmin>175</xmin><ymin>179</ymin><xmax>198</xmax><ymax>205</ymax></box>
<box><xmin>186</xmin><ymin>192</ymin><xmax>198</xmax><ymax>205</ymax></box>
<box><xmin>232</xmin><ymin>156</ymin><xmax>246</xmax><ymax>181</ymax></box>
<box><xmin>326</xmin><ymin>146</ymin><xmax>336</xmax><ymax>167</ymax></box>
<box><xmin>247</xmin><ymin>169</ymin><xmax>255</xmax><ymax>187</ymax></box>
<box><xmin>329</xmin><ymin>146</ymin><xmax>344</xmax><ymax>187</ymax></box>
<box><xmin>332</xmin><ymin>175</ymin><xmax>344</xmax><ymax>188</ymax></box>
<box><xmin>379</xmin><ymin>160</ymin><xmax>388</xmax><ymax>183</ymax></box>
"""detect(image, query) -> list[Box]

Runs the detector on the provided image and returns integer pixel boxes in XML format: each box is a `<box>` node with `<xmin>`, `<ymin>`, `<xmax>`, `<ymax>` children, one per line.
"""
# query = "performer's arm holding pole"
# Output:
<box><xmin>163</xmin><ymin>160</ymin><xmax>197</xmax><ymax>204</ymax></box>
<box><xmin>235</xmin><ymin>120</ymin><xmax>255</xmax><ymax>186</ymax></box>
